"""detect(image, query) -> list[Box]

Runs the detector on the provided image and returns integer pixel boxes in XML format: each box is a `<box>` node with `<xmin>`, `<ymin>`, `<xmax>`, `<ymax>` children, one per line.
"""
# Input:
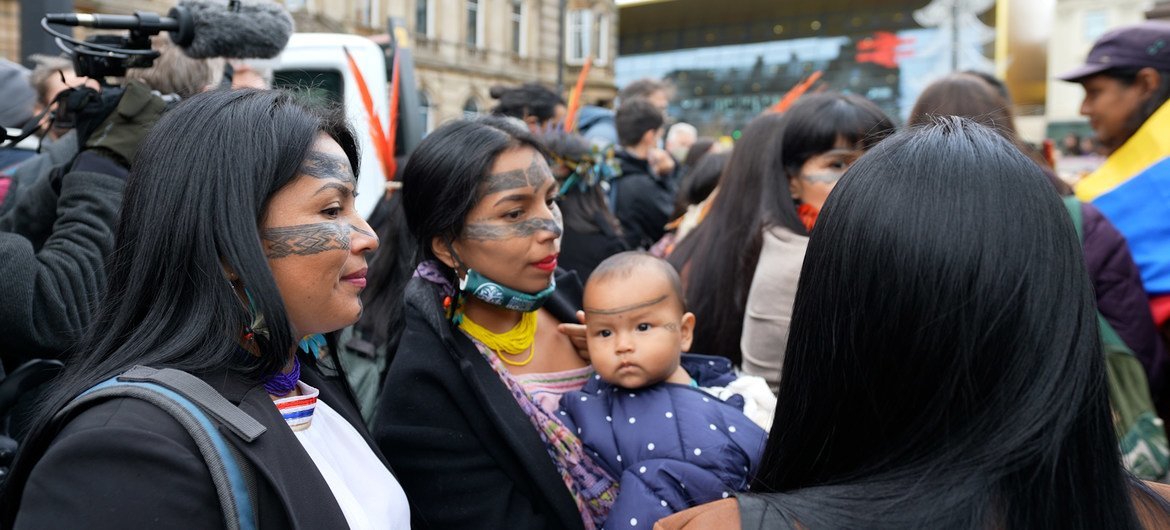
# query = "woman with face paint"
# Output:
<box><xmin>373</xmin><ymin>116</ymin><xmax>617</xmax><ymax>530</ymax></box>
<box><xmin>2</xmin><ymin>89</ymin><xmax>408</xmax><ymax>529</ymax></box>
<box><xmin>668</xmin><ymin>94</ymin><xmax>894</xmax><ymax>388</ymax></box>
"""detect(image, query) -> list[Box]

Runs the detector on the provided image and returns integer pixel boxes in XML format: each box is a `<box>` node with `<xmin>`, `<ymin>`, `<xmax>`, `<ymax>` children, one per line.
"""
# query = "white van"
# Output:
<box><xmin>269</xmin><ymin>33</ymin><xmax>391</xmax><ymax>219</ymax></box>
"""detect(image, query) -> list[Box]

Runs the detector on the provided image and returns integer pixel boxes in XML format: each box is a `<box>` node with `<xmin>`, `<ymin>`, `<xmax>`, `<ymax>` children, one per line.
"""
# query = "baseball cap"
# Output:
<box><xmin>1058</xmin><ymin>21</ymin><xmax>1170</xmax><ymax>82</ymax></box>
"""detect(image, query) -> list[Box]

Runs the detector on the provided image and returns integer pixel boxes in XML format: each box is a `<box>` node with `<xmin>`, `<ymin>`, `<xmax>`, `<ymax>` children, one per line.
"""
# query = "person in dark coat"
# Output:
<box><xmin>559</xmin><ymin>252</ymin><xmax>766</xmax><ymax>529</ymax></box>
<box><xmin>612</xmin><ymin>99</ymin><xmax>676</xmax><ymax>250</ymax></box>
<box><xmin>374</xmin><ymin>116</ymin><xmax>618</xmax><ymax>530</ymax></box>
<box><xmin>2</xmin><ymin>89</ymin><xmax>406</xmax><ymax>528</ymax></box>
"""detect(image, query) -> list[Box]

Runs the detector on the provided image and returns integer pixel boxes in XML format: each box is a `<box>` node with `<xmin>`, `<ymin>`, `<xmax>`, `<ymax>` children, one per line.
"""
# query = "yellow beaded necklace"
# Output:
<box><xmin>458</xmin><ymin>310</ymin><xmax>538</xmax><ymax>366</ymax></box>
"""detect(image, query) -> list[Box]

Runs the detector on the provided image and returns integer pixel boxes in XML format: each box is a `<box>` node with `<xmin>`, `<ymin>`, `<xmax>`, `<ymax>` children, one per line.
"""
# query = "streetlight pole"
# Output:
<box><xmin>556</xmin><ymin>0</ymin><xmax>566</xmax><ymax>94</ymax></box>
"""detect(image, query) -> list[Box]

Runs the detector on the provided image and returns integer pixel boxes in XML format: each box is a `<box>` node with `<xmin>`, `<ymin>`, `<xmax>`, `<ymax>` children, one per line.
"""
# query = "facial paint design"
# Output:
<box><xmin>801</xmin><ymin>170</ymin><xmax>847</xmax><ymax>184</ymax></box>
<box><xmin>300</xmin><ymin>152</ymin><xmax>355</xmax><ymax>184</ymax></box>
<box><xmin>262</xmin><ymin>222</ymin><xmax>372</xmax><ymax>259</ymax></box>
<box><xmin>462</xmin><ymin>217</ymin><xmax>563</xmax><ymax>241</ymax></box>
<box><xmin>480</xmin><ymin>155</ymin><xmax>551</xmax><ymax>197</ymax></box>
<box><xmin>584</xmin><ymin>294</ymin><xmax>669</xmax><ymax>316</ymax></box>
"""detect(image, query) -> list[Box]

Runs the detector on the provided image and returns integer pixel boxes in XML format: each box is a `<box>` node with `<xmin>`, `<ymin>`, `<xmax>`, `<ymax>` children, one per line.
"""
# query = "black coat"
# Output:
<box><xmin>373</xmin><ymin>271</ymin><xmax>587</xmax><ymax>530</ymax></box>
<box><xmin>612</xmin><ymin>150</ymin><xmax>676</xmax><ymax>250</ymax></box>
<box><xmin>5</xmin><ymin>359</ymin><xmax>387</xmax><ymax>529</ymax></box>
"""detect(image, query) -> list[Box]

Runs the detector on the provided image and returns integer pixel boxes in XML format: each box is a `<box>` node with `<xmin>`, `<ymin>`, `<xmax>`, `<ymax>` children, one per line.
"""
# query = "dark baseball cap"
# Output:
<box><xmin>1058</xmin><ymin>21</ymin><xmax>1170</xmax><ymax>82</ymax></box>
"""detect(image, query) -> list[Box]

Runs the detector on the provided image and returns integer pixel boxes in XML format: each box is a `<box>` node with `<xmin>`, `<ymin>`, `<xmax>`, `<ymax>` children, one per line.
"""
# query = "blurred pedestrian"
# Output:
<box><xmin>1060</xmin><ymin>21</ymin><xmax>1170</xmax><ymax>337</ymax></box>
<box><xmin>671</xmin><ymin>94</ymin><xmax>893</xmax><ymax>376</ymax></box>
<box><xmin>491</xmin><ymin>82</ymin><xmax>566</xmax><ymax>132</ymax></box>
<box><xmin>613</xmin><ymin>98</ymin><xmax>676</xmax><ymax>250</ymax></box>
<box><xmin>656</xmin><ymin>118</ymin><xmax>1170</xmax><ymax>530</ymax></box>
<box><xmin>542</xmin><ymin>129</ymin><xmax>627</xmax><ymax>280</ymax></box>
<box><xmin>665</xmin><ymin>122</ymin><xmax>697</xmax><ymax>163</ymax></box>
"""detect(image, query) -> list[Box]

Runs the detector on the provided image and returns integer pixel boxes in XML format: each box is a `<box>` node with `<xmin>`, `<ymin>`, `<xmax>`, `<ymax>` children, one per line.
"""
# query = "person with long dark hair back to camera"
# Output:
<box><xmin>374</xmin><ymin>116</ymin><xmax>616</xmax><ymax>530</ymax></box>
<box><xmin>0</xmin><ymin>89</ymin><xmax>408</xmax><ymax>528</ymax></box>
<box><xmin>655</xmin><ymin>118</ymin><xmax>1170</xmax><ymax>530</ymax></box>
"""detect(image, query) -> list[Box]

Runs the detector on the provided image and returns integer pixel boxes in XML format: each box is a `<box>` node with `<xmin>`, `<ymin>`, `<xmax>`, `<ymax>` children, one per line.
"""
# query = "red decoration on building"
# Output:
<box><xmin>855</xmin><ymin>31</ymin><xmax>915</xmax><ymax>69</ymax></box>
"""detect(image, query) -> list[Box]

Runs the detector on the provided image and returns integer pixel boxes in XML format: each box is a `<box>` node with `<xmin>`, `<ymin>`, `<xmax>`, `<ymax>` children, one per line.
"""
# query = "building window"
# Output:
<box><xmin>1083</xmin><ymin>10</ymin><xmax>1108</xmax><ymax>42</ymax></box>
<box><xmin>416</xmin><ymin>0</ymin><xmax>435</xmax><ymax>39</ymax></box>
<box><xmin>419</xmin><ymin>92</ymin><xmax>434</xmax><ymax>135</ymax></box>
<box><xmin>512</xmin><ymin>0</ymin><xmax>527</xmax><ymax>56</ymax></box>
<box><xmin>567</xmin><ymin>9</ymin><xmax>593</xmax><ymax>65</ymax></box>
<box><xmin>463</xmin><ymin>98</ymin><xmax>480</xmax><ymax>119</ymax></box>
<box><xmin>467</xmin><ymin>0</ymin><xmax>485</xmax><ymax>48</ymax></box>
<box><xmin>595</xmin><ymin>13</ymin><xmax>609</xmax><ymax>65</ymax></box>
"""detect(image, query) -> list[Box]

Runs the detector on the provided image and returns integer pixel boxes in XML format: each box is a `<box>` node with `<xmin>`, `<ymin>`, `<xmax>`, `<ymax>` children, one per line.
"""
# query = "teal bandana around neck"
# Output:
<box><xmin>460</xmin><ymin>268</ymin><xmax>556</xmax><ymax>312</ymax></box>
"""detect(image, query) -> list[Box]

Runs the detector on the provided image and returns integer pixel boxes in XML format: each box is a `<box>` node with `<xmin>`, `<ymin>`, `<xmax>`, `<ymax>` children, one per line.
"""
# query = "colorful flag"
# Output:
<box><xmin>1076</xmin><ymin>100</ymin><xmax>1170</xmax><ymax>322</ymax></box>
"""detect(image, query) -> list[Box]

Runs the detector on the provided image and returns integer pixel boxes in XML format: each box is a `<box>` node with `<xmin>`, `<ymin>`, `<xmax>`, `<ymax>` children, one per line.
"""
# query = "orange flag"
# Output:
<box><xmin>564</xmin><ymin>56</ymin><xmax>593</xmax><ymax>132</ymax></box>
<box><xmin>770</xmin><ymin>70</ymin><xmax>823</xmax><ymax>113</ymax></box>
<box><xmin>386</xmin><ymin>53</ymin><xmax>401</xmax><ymax>183</ymax></box>
<box><xmin>343</xmin><ymin>47</ymin><xmax>394</xmax><ymax>181</ymax></box>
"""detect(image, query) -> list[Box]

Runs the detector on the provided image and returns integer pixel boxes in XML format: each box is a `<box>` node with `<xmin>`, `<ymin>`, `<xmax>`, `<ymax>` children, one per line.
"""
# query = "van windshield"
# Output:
<box><xmin>272</xmin><ymin>69</ymin><xmax>344</xmax><ymax>107</ymax></box>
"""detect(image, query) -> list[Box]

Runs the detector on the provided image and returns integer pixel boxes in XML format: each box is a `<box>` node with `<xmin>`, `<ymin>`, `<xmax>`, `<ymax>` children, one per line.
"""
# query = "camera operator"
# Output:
<box><xmin>0</xmin><ymin>37</ymin><xmax>225</xmax><ymax>374</ymax></box>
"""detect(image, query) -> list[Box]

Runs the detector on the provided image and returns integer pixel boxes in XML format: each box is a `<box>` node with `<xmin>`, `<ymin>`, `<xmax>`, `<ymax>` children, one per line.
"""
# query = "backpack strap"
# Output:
<box><xmin>54</xmin><ymin>367</ymin><xmax>265</xmax><ymax>530</ymax></box>
<box><xmin>1062</xmin><ymin>196</ymin><xmax>1084</xmax><ymax>243</ymax></box>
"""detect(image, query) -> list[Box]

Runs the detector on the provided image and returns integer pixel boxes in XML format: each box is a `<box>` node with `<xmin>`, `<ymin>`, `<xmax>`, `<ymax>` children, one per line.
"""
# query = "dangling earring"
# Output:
<box><xmin>299</xmin><ymin>334</ymin><xmax>327</xmax><ymax>358</ymax></box>
<box><xmin>230</xmin><ymin>280</ymin><xmax>269</xmax><ymax>346</ymax></box>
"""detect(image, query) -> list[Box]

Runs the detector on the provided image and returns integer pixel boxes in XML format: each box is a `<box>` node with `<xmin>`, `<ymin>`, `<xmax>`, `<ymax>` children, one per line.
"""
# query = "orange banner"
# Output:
<box><xmin>565</xmin><ymin>56</ymin><xmax>593</xmax><ymax>132</ymax></box>
<box><xmin>343</xmin><ymin>47</ymin><xmax>393</xmax><ymax>182</ymax></box>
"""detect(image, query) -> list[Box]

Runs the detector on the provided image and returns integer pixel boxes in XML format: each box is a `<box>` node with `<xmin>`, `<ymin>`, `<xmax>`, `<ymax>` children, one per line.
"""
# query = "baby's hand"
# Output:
<box><xmin>557</xmin><ymin>310</ymin><xmax>589</xmax><ymax>361</ymax></box>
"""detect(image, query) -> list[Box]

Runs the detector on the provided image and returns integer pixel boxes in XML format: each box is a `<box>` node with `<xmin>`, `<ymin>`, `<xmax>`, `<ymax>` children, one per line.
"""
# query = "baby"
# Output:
<box><xmin>558</xmin><ymin>251</ymin><xmax>768</xmax><ymax>530</ymax></box>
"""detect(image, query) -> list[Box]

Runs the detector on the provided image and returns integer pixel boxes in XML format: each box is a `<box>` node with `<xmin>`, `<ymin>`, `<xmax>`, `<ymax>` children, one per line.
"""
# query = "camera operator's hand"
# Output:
<box><xmin>83</xmin><ymin>80</ymin><xmax>167</xmax><ymax>168</ymax></box>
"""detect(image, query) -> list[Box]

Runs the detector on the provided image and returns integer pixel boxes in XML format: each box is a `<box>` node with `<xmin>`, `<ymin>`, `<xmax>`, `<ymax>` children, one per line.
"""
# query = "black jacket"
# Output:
<box><xmin>5</xmin><ymin>359</ymin><xmax>386</xmax><ymax>529</ymax></box>
<box><xmin>373</xmin><ymin>270</ymin><xmax>587</xmax><ymax>530</ymax></box>
<box><xmin>613</xmin><ymin>150</ymin><xmax>676</xmax><ymax>250</ymax></box>
<box><xmin>0</xmin><ymin>151</ymin><xmax>125</xmax><ymax>371</ymax></box>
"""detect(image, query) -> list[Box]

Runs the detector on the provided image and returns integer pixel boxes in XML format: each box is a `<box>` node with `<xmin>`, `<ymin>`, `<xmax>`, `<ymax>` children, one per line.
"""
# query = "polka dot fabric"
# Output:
<box><xmin>557</xmin><ymin>354</ymin><xmax>768</xmax><ymax>529</ymax></box>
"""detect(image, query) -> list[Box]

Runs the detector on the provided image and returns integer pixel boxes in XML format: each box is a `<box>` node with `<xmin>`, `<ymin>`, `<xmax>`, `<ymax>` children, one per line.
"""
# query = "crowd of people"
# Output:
<box><xmin>0</xmin><ymin>16</ymin><xmax>1169</xmax><ymax>529</ymax></box>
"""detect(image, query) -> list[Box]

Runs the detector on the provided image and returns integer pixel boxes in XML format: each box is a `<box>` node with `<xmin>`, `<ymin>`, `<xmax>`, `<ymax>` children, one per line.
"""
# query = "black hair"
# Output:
<box><xmin>350</xmin><ymin>191</ymin><xmax>415</xmax><ymax>364</ymax></box>
<box><xmin>400</xmin><ymin>115</ymin><xmax>545</xmax><ymax>281</ymax></box>
<box><xmin>1100</xmin><ymin>67</ymin><xmax>1170</xmax><ymax>147</ymax></box>
<box><xmin>668</xmin><ymin>93</ymin><xmax>894</xmax><ymax>364</ymax></box>
<box><xmin>540</xmin><ymin>129</ymin><xmax>622</xmax><ymax>237</ymax></box>
<box><xmin>749</xmin><ymin>117</ymin><xmax>1163</xmax><ymax>528</ymax></box>
<box><xmin>681</xmin><ymin>137</ymin><xmax>716</xmax><ymax>169</ymax></box>
<box><xmin>671</xmin><ymin>150</ymin><xmax>728</xmax><ymax>219</ymax></box>
<box><xmin>589</xmin><ymin>251</ymin><xmax>686</xmax><ymax>312</ymax></box>
<box><xmin>615</xmin><ymin>98</ymin><xmax>664</xmax><ymax>147</ymax></box>
<box><xmin>490</xmin><ymin>83</ymin><xmax>565</xmax><ymax>125</ymax></box>
<box><xmin>25</xmin><ymin>89</ymin><xmax>357</xmax><ymax>438</ymax></box>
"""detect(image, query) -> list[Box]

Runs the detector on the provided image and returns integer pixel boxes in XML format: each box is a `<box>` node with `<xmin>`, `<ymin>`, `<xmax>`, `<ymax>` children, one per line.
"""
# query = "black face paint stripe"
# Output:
<box><xmin>462</xmin><ymin>217</ymin><xmax>563</xmax><ymax>241</ymax></box>
<box><xmin>301</xmin><ymin>152</ymin><xmax>355</xmax><ymax>184</ymax></box>
<box><xmin>481</xmin><ymin>155</ymin><xmax>551</xmax><ymax>198</ymax></box>
<box><xmin>584</xmin><ymin>294</ymin><xmax>669</xmax><ymax>316</ymax></box>
<box><xmin>262</xmin><ymin>222</ymin><xmax>350</xmax><ymax>258</ymax></box>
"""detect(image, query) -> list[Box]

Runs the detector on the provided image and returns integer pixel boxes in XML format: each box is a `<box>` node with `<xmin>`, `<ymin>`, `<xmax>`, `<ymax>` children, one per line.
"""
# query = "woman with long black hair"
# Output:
<box><xmin>655</xmin><ymin>118</ymin><xmax>1170</xmax><ymax>529</ymax></box>
<box><xmin>374</xmin><ymin>116</ymin><xmax>614</xmax><ymax>529</ymax></box>
<box><xmin>669</xmin><ymin>94</ymin><xmax>894</xmax><ymax>368</ymax></box>
<box><xmin>1</xmin><ymin>89</ymin><xmax>407</xmax><ymax>528</ymax></box>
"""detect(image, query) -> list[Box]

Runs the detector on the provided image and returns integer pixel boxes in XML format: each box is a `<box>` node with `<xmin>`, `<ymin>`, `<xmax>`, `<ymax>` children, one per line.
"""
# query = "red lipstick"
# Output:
<box><xmin>532</xmin><ymin>254</ymin><xmax>558</xmax><ymax>272</ymax></box>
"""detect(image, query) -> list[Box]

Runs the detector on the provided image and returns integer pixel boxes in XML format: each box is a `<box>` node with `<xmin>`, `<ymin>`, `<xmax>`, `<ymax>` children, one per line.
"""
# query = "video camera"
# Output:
<box><xmin>0</xmin><ymin>1</ymin><xmax>294</xmax><ymax>149</ymax></box>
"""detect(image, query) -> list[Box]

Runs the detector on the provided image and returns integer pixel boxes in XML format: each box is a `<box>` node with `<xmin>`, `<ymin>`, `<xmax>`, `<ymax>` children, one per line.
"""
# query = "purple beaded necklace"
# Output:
<box><xmin>264</xmin><ymin>355</ymin><xmax>301</xmax><ymax>397</ymax></box>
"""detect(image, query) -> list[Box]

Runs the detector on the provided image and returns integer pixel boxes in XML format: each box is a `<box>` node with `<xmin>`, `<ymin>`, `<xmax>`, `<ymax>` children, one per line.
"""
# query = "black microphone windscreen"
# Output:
<box><xmin>178</xmin><ymin>0</ymin><xmax>294</xmax><ymax>59</ymax></box>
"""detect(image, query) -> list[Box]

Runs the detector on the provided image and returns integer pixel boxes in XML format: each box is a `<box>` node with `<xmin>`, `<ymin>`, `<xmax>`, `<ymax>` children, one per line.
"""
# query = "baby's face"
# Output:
<box><xmin>583</xmin><ymin>273</ymin><xmax>694</xmax><ymax>389</ymax></box>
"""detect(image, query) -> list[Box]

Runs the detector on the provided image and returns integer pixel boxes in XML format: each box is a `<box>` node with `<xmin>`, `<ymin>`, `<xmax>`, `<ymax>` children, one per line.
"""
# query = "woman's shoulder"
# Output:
<box><xmin>760</xmin><ymin>225</ymin><xmax>810</xmax><ymax>253</ymax></box>
<box><xmin>653</xmin><ymin>498</ymin><xmax>740</xmax><ymax>530</ymax></box>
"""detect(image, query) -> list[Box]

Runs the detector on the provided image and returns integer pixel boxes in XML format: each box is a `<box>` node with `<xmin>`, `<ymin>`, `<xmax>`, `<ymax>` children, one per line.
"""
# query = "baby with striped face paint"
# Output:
<box><xmin>583</xmin><ymin>252</ymin><xmax>695</xmax><ymax>389</ymax></box>
<box><xmin>560</xmin><ymin>251</ymin><xmax>768</xmax><ymax>529</ymax></box>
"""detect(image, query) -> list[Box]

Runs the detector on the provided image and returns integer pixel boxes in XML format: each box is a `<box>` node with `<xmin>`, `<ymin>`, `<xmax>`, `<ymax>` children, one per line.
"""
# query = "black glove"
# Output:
<box><xmin>82</xmin><ymin>80</ymin><xmax>167</xmax><ymax>168</ymax></box>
